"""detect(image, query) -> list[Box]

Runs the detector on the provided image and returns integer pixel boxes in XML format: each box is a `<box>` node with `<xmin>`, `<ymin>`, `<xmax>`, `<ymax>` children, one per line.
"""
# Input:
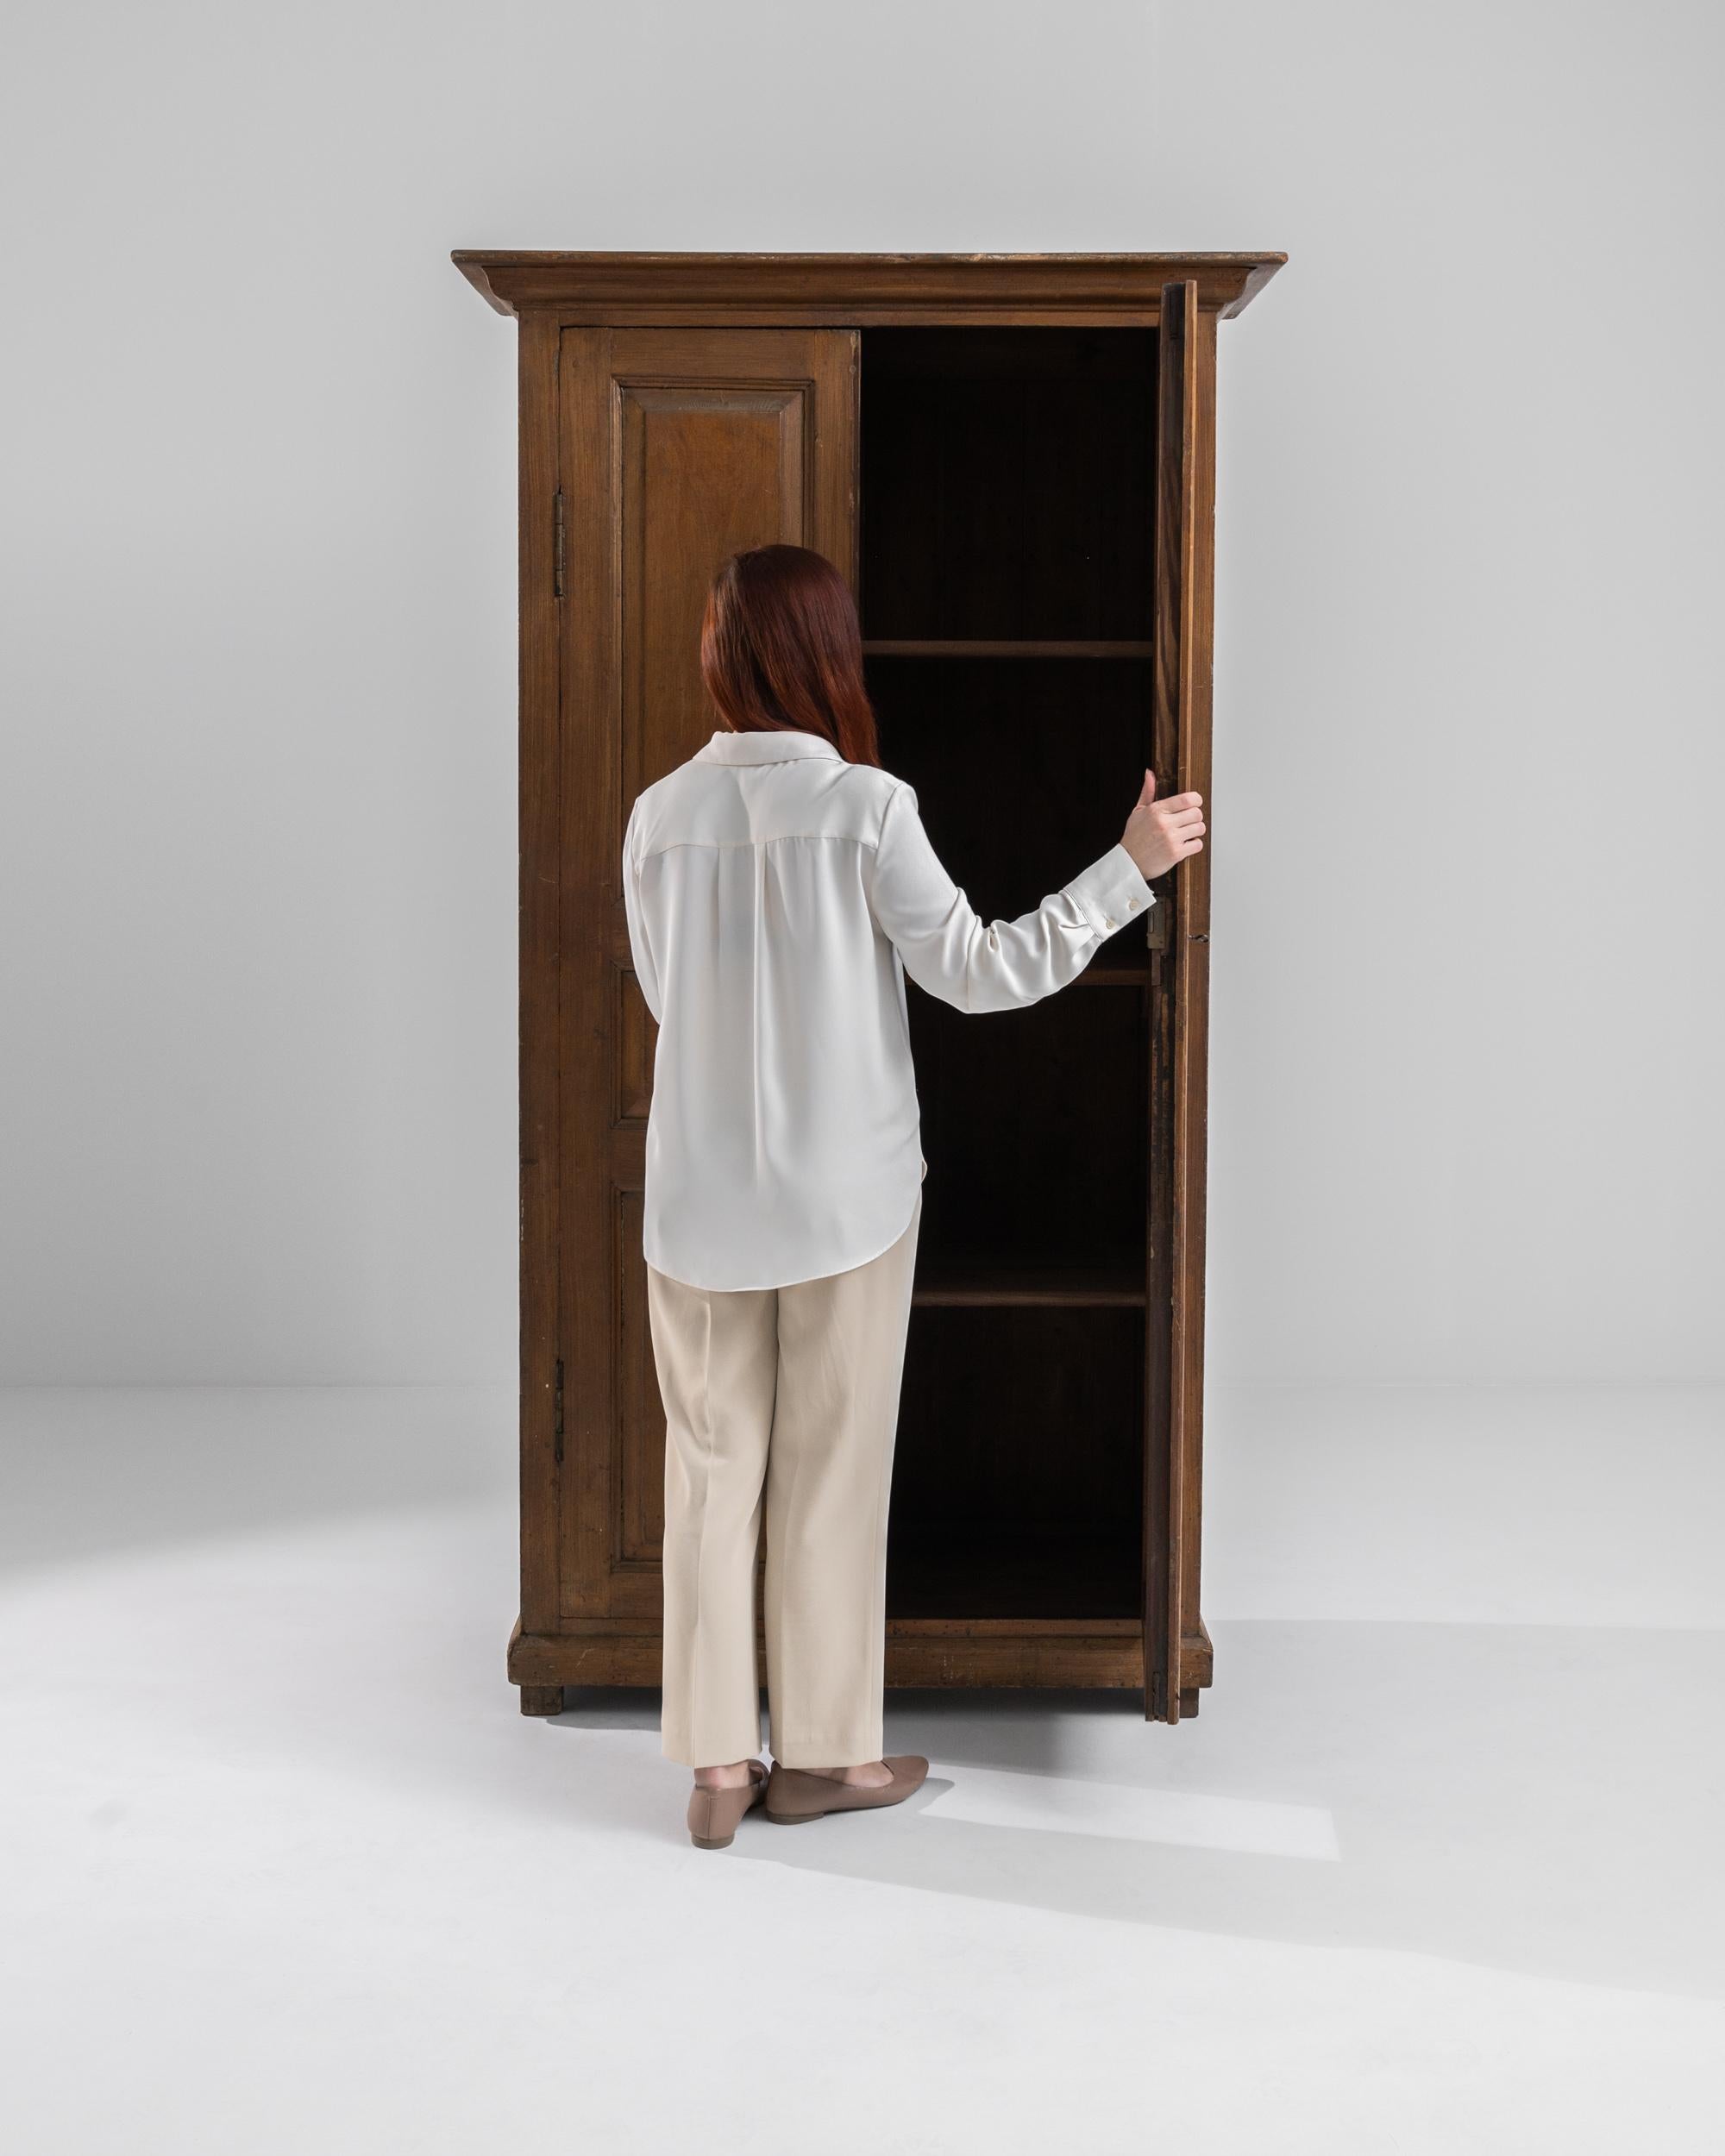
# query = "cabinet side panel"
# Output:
<box><xmin>519</xmin><ymin>310</ymin><xmax>564</xmax><ymax>1637</ymax></box>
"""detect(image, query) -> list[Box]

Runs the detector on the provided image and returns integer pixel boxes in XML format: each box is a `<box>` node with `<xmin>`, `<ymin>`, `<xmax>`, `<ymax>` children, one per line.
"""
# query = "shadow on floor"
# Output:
<box><xmin>552</xmin><ymin>1622</ymin><xmax>1725</xmax><ymax>2002</ymax></box>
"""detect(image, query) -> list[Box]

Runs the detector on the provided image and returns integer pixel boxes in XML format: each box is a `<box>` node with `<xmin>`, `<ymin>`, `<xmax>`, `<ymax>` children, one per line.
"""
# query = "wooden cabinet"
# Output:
<box><xmin>453</xmin><ymin>252</ymin><xmax>1283</xmax><ymax>1723</ymax></box>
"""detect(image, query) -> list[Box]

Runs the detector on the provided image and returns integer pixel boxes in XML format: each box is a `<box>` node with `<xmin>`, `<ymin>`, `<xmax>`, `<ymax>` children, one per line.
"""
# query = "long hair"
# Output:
<box><xmin>699</xmin><ymin>545</ymin><xmax>882</xmax><ymax>768</ymax></box>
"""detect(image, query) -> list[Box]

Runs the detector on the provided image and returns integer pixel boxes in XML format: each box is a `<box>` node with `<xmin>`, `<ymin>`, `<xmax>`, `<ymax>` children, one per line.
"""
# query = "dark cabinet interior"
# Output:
<box><xmin>862</xmin><ymin>327</ymin><xmax>1157</xmax><ymax>1626</ymax></box>
<box><xmin>860</xmin><ymin>327</ymin><xmax>1157</xmax><ymax>640</ymax></box>
<box><xmin>889</xmin><ymin>1303</ymin><xmax>1146</xmax><ymax>1622</ymax></box>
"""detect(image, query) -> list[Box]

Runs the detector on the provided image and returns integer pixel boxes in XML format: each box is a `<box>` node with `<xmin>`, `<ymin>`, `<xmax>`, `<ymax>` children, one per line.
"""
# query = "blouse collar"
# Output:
<box><xmin>693</xmin><ymin>728</ymin><xmax>844</xmax><ymax>766</ymax></box>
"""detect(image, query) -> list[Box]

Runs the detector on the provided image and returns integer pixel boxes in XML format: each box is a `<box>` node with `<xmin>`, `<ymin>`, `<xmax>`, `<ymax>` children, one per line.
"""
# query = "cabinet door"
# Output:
<box><xmin>1145</xmin><ymin>279</ymin><xmax>1212</xmax><ymax>1720</ymax></box>
<box><xmin>553</xmin><ymin>328</ymin><xmax>859</xmax><ymax>1625</ymax></box>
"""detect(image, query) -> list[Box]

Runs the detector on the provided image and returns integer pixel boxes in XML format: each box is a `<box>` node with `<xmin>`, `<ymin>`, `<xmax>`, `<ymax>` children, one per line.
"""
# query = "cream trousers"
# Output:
<box><xmin>646</xmin><ymin>1190</ymin><xmax>922</xmax><ymax>1770</ymax></box>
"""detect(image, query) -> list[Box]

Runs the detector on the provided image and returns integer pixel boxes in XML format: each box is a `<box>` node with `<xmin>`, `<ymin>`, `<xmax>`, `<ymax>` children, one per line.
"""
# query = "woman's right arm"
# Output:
<box><xmin>865</xmin><ymin>774</ymin><xmax>1202</xmax><ymax>1015</ymax></box>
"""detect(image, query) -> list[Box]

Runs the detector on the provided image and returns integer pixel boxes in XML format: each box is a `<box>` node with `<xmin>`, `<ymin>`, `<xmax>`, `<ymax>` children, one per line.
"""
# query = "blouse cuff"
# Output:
<box><xmin>1062</xmin><ymin>843</ymin><xmax>1156</xmax><ymax>939</ymax></box>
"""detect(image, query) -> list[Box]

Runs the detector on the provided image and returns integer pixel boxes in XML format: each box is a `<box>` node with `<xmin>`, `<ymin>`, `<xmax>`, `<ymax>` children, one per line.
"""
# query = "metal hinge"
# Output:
<box><xmin>552</xmin><ymin>491</ymin><xmax>566</xmax><ymax>600</ymax></box>
<box><xmin>553</xmin><ymin>1357</ymin><xmax>565</xmax><ymax>1464</ymax></box>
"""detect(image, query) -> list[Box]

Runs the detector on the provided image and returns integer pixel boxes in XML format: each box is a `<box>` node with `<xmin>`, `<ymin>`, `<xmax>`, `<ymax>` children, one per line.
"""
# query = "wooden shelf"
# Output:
<box><xmin>913</xmin><ymin>1266</ymin><xmax>1145</xmax><ymax>1308</ymax></box>
<box><xmin>1075</xmin><ymin>962</ymin><xmax>1151</xmax><ymax>988</ymax></box>
<box><xmin>864</xmin><ymin>638</ymin><xmax>1153</xmax><ymax>659</ymax></box>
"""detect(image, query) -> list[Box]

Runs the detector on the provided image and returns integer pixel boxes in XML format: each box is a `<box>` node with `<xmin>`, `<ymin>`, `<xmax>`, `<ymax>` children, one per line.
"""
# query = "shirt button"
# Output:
<box><xmin>1104</xmin><ymin>916</ymin><xmax>1116</xmax><ymax>930</ymax></box>
<box><xmin>1129</xmin><ymin>897</ymin><xmax>1140</xmax><ymax>910</ymax></box>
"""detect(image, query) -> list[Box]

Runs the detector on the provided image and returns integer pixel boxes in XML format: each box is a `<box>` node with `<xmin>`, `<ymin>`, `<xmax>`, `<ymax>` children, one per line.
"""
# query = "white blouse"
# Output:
<box><xmin>623</xmin><ymin>727</ymin><xmax>1155</xmax><ymax>1291</ymax></box>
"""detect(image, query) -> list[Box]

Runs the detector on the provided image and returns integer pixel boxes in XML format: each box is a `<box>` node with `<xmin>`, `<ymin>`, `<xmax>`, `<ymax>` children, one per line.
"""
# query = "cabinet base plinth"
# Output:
<box><xmin>509</xmin><ymin>1614</ymin><xmax>1216</xmax><ymax>1708</ymax></box>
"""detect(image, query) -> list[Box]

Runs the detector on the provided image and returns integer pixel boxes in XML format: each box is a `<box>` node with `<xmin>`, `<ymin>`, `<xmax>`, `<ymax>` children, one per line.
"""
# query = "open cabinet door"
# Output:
<box><xmin>1145</xmin><ymin>278</ymin><xmax>1213</xmax><ymax>1721</ymax></box>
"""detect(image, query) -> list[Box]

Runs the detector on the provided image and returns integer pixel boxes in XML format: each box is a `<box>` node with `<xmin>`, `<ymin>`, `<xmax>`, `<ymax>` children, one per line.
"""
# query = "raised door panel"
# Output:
<box><xmin>555</xmin><ymin>326</ymin><xmax>859</xmax><ymax>1622</ymax></box>
<box><xmin>619</xmin><ymin>384</ymin><xmax>798</xmax><ymax>797</ymax></box>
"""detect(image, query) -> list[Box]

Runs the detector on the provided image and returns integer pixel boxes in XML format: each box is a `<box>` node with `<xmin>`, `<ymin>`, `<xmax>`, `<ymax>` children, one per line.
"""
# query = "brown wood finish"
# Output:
<box><xmin>454</xmin><ymin>250</ymin><xmax>1284</xmax><ymax>323</ymax></box>
<box><xmin>1176</xmin><ymin>308</ymin><xmax>1222</xmax><ymax>1714</ymax></box>
<box><xmin>614</xmin><ymin>974</ymin><xmax>655</xmax><ymax>1123</ymax></box>
<box><xmin>506</xmin><ymin>1622</ymin><xmax>1143</xmax><ymax>1692</ymax></box>
<box><xmin>1145</xmin><ymin>279</ymin><xmax>1201</xmax><ymax>1721</ymax></box>
<box><xmin>459</xmin><ymin>252</ymin><xmax>1283</xmax><ymax>1725</ymax></box>
<box><xmin>517</xmin><ymin>309</ymin><xmax>562</xmax><ymax>1644</ymax></box>
<box><xmin>553</xmin><ymin>325</ymin><xmax>858</xmax><ymax>1634</ymax></box>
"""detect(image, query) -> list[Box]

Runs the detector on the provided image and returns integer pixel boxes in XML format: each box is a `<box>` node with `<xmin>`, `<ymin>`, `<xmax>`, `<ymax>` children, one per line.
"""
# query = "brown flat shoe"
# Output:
<box><xmin>687</xmin><ymin>1760</ymin><xmax>768</xmax><ymax>1851</ymax></box>
<box><xmin>764</xmin><ymin>1756</ymin><xmax>930</xmax><ymax>1824</ymax></box>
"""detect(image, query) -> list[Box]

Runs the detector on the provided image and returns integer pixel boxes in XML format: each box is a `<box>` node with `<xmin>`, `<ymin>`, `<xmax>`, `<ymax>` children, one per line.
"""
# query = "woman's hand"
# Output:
<box><xmin>1121</xmin><ymin>769</ymin><xmax>1206</xmax><ymax>881</ymax></box>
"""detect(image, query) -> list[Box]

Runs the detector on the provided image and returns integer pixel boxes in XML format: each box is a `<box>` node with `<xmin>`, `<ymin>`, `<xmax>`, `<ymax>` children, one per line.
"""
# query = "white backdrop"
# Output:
<box><xmin>2</xmin><ymin>0</ymin><xmax>1720</xmax><ymax>1386</ymax></box>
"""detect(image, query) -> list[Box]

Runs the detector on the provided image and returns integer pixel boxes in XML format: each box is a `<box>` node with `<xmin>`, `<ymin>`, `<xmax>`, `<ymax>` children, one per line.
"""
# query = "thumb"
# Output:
<box><xmin>1138</xmin><ymin>768</ymin><xmax>1158</xmax><ymax>806</ymax></box>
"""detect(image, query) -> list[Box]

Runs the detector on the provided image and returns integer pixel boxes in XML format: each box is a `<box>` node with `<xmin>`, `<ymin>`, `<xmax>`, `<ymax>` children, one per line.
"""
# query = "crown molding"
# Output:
<box><xmin>450</xmin><ymin>249</ymin><xmax>1286</xmax><ymax>323</ymax></box>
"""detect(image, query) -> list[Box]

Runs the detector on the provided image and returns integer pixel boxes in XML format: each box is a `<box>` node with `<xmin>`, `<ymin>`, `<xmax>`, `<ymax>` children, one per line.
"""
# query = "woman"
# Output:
<box><xmin>622</xmin><ymin>545</ymin><xmax>1206</xmax><ymax>1850</ymax></box>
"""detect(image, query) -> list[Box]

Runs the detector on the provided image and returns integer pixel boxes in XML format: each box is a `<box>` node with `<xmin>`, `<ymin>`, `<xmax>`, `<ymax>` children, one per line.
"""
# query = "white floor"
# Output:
<box><xmin>3</xmin><ymin>1386</ymin><xmax>1722</xmax><ymax>2153</ymax></box>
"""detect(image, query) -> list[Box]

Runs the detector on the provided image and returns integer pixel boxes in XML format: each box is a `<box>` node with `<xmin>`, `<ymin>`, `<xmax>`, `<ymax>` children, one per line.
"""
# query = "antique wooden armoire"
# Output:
<box><xmin>452</xmin><ymin>250</ymin><xmax>1283</xmax><ymax>1725</ymax></box>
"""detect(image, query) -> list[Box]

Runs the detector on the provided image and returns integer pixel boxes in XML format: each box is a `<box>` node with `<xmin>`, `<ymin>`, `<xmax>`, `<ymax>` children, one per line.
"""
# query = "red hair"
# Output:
<box><xmin>699</xmin><ymin>545</ymin><xmax>882</xmax><ymax>768</ymax></box>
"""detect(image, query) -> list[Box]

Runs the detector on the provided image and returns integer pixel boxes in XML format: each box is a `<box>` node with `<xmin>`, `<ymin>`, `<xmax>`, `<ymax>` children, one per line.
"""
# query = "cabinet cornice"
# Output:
<box><xmin>451</xmin><ymin>249</ymin><xmax>1286</xmax><ymax>321</ymax></box>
